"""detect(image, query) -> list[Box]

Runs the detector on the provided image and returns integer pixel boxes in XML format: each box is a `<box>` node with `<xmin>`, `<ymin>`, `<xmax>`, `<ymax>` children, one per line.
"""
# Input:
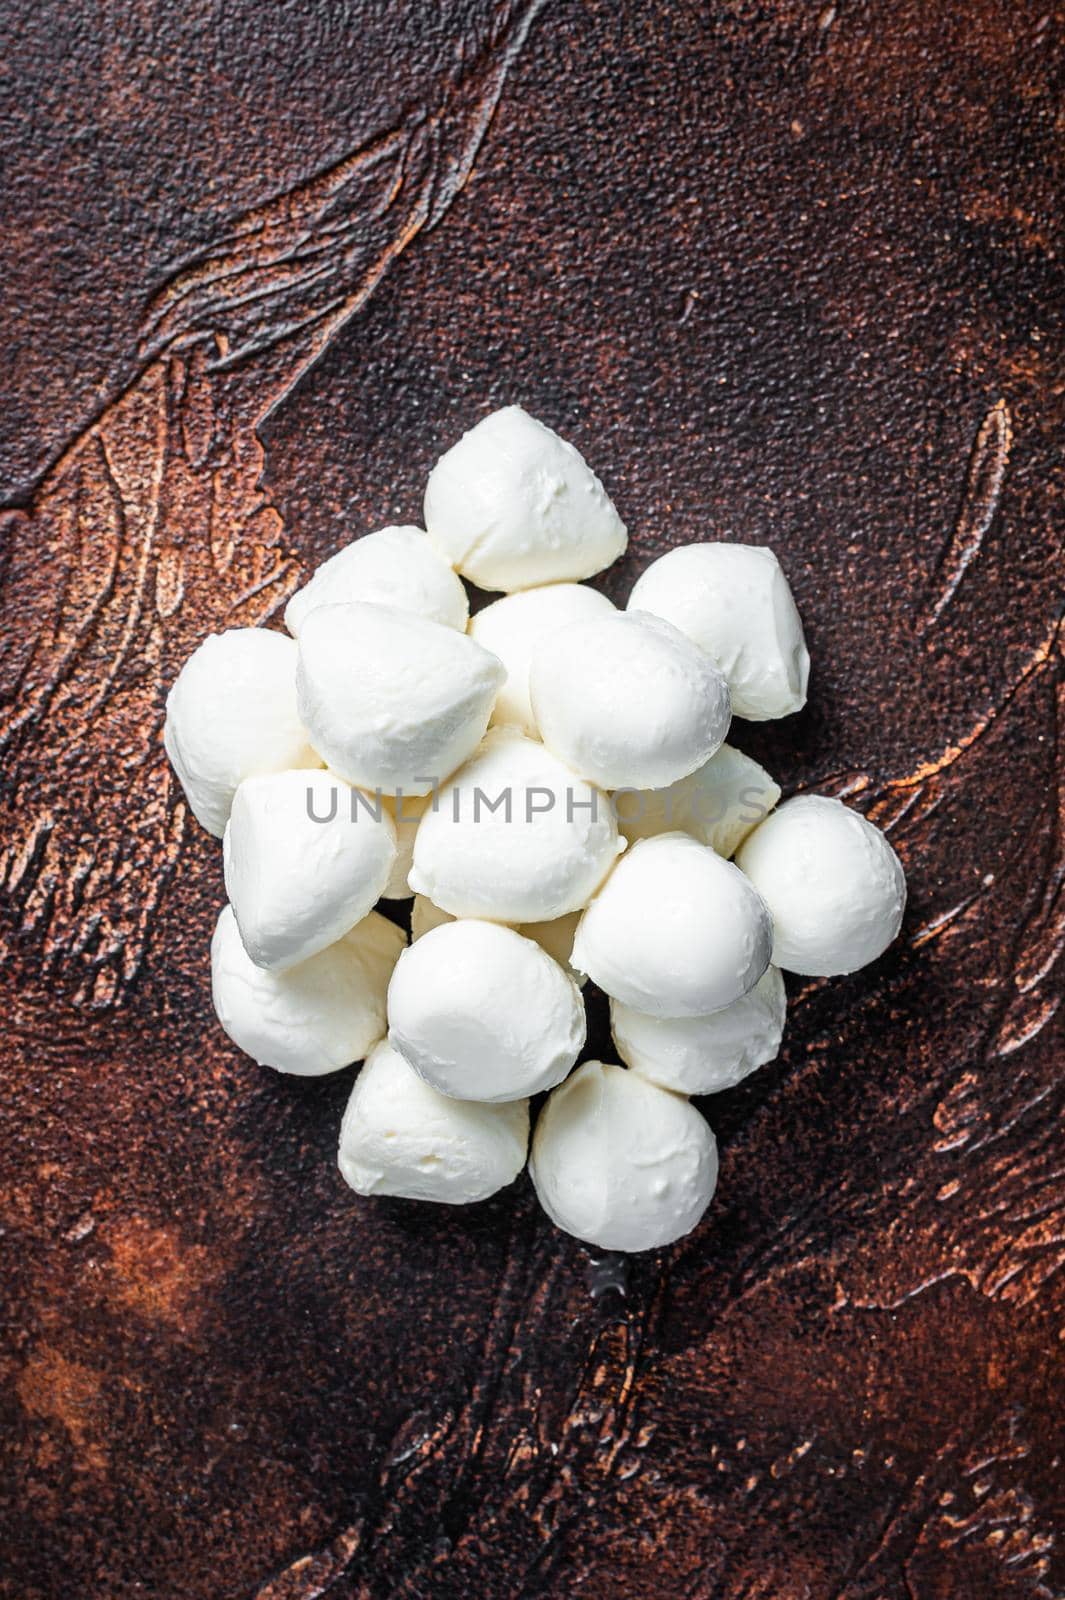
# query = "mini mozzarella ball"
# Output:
<box><xmin>380</xmin><ymin>792</ymin><xmax>431</xmax><ymax>900</ymax></box>
<box><xmin>164</xmin><ymin>629</ymin><xmax>320</xmax><ymax>837</ymax></box>
<box><xmin>222</xmin><ymin>770</ymin><xmax>396</xmax><ymax>971</ymax></box>
<box><xmin>611</xmin><ymin>965</ymin><xmax>786</xmax><ymax>1095</ymax></box>
<box><xmin>530</xmin><ymin>611</ymin><xmax>731</xmax><ymax>791</ymax></box>
<box><xmin>529</xmin><ymin>1061</ymin><xmax>718</xmax><ymax>1252</ymax></box>
<box><xmin>628</xmin><ymin>543</ymin><xmax>809</xmax><ymax>721</ymax></box>
<box><xmin>616</xmin><ymin>743</ymin><xmax>780</xmax><ymax>858</ymax></box>
<box><xmin>296</xmin><ymin>602</ymin><xmax>504</xmax><ymax>795</ymax></box>
<box><xmin>572</xmin><ymin>832</ymin><xmax>772</xmax><ymax>1017</ymax></box>
<box><xmin>410</xmin><ymin>896</ymin><xmax>586</xmax><ymax>986</ymax></box>
<box><xmin>211</xmin><ymin>904</ymin><xmax>405</xmax><ymax>1075</ymax></box>
<box><xmin>338</xmin><ymin>1040</ymin><xmax>529</xmax><ymax>1204</ymax></box>
<box><xmin>736</xmin><ymin>795</ymin><xmax>906</xmax><ymax>975</ymax></box>
<box><xmin>387</xmin><ymin>920</ymin><xmax>585</xmax><ymax>1103</ymax></box>
<box><xmin>469</xmin><ymin>583</ymin><xmax>616</xmax><ymax>736</ymax></box>
<box><xmin>424</xmin><ymin>405</ymin><xmax>627</xmax><ymax>591</ymax></box>
<box><xmin>284</xmin><ymin>525</ymin><xmax>468</xmax><ymax>637</ymax></box>
<box><xmin>409</xmin><ymin>727</ymin><xmax>622</xmax><ymax>923</ymax></box>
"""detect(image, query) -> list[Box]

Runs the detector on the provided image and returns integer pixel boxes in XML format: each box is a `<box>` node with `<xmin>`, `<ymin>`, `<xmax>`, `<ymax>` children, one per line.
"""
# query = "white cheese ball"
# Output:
<box><xmin>529</xmin><ymin>1061</ymin><xmax>719</xmax><ymax>1252</ymax></box>
<box><xmin>611</xmin><ymin>965</ymin><xmax>786</xmax><ymax>1095</ymax></box>
<box><xmin>735</xmin><ymin>795</ymin><xmax>906</xmax><ymax>975</ymax></box>
<box><xmin>338</xmin><ymin>1040</ymin><xmax>528</xmax><ymax>1204</ymax></box>
<box><xmin>222</xmin><ymin>770</ymin><xmax>396</xmax><ymax>971</ymax></box>
<box><xmin>284</xmin><ymin>525</ymin><xmax>468</xmax><ymax>637</ymax></box>
<box><xmin>628</xmin><ymin>543</ymin><xmax>809</xmax><ymax>720</ymax></box>
<box><xmin>409</xmin><ymin>728</ymin><xmax>622</xmax><ymax>923</ymax></box>
<box><xmin>211</xmin><ymin>904</ymin><xmax>405</xmax><ymax>1075</ymax></box>
<box><xmin>164</xmin><ymin>629</ymin><xmax>320</xmax><ymax>837</ymax></box>
<box><xmin>529</xmin><ymin>610</ymin><xmax>731</xmax><ymax>790</ymax></box>
<box><xmin>469</xmin><ymin>582</ymin><xmax>616</xmax><ymax>736</ymax></box>
<box><xmin>295</xmin><ymin>602</ymin><xmax>504</xmax><ymax>796</ymax></box>
<box><xmin>380</xmin><ymin>792</ymin><xmax>431</xmax><ymax>900</ymax></box>
<box><xmin>424</xmin><ymin>405</ymin><xmax>627</xmax><ymax>591</ymax></box>
<box><xmin>387</xmin><ymin>920</ymin><xmax>586</xmax><ymax>1103</ymax></box>
<box><xmin>411</xmin><ymin>896</ymin><xmax>586</xmax><ymax>986</ymax></box>
<box><xmin>572</xmin><ymin>832</ymin><xmax>772</xmax><ymax>1017</ymax></box>
<box><xmin>616</xmin><ymin>743</ymin><xmax>780</xmax><ymax>858</ymax></box>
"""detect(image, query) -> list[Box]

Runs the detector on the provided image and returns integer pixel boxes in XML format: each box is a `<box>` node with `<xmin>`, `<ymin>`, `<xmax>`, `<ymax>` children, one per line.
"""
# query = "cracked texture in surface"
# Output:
<box><xmin>0</xmin><ymin>0</ymin><xmax>1062</xmax><ymax>1596</ymax></box>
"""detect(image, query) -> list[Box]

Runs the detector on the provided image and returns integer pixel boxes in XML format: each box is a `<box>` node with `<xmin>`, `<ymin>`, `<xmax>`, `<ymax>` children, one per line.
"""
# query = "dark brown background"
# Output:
<box><xmin>1</xmin><ymin>2</ymin><xmax>1063</xmax><ymax>1596</ymax></box>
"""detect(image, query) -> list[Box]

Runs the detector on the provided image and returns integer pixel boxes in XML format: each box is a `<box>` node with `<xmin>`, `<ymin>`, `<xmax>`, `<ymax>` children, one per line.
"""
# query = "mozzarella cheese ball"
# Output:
<box><xmin>380</xmin><ymin>792</ymin><xmax>431</xmax><ymax>900</ymax></box>
<box><xmin>387</xmin><ymin>920</ymin><xmax>585</xmax><ymax>1103</ymax></box>
<box><xmin>628</xmin><ymin>543</ymin><xmax>809</xmax><ymax>721</ymax></box>
<box><xmin>409</xmin><ymin>728</ymin><xmax>622</xmax><ymax>923</ymax></box>
<box><xmin>411</xmin><ymin>896</ymin><xmax>586</xmax><ymax>986</ymax></box>
<box><xmin>530</xmin><ymin>610</ymin><xmax>731</xmax><ymax>790</ymax></box>
<box><xmin>285</xmin><ymin>525</ymin><xmax>468</xmax><ymax>637</ymax></box>
<box><xmin>616</xmin><ymin>742</ymin><xmax>780</xmax><ymax>858</ymax></box>
<box><xmin>469</xmin><ymin>582</ymin><xmax>616</xmax><ymax>736</ymax></box>
<box><xmin>572</xmin><ymin>832</ymin><xmax>772</xmax><ymax>1017</ymax></box>
<box><xmin>529</xmin><ymin>1061</ymin><xmax>718</xmax><ymax>1252</ymax></box>
<box><xmin>223</xmin><ymin>770</ymin><xmax>396</xmax><ymax>971</ymax></box>
<box><xmin>424</xmin><ymin>405</ymin><xmax>627</xmax><ymax>591</ymax></box>
<box><xmin>296</xmin><ymin>602</ymin><xmax>504</xmax><ymax>795</ymax></box>
<box><xmin>736</xmin><ymin>795</ymin><xmax>906</xmax><ymax>975</ymax></box>
<box><xmin>611</xmin><ymin>965</ymin><xmax>786</xmax><ymax>1095</ymax></box>
<box><xmin>164</xmin><ymin>628</ymin><xmax>320</xmax><ymax>837</ymax></box>
<box><xmin>338</xmin><ymin>1040</ymin><xmax>528</xmax><ymax>1204</ymax></box>
<box><xmin>211</xmin><ymin>904</ymin><xmax>405</xmax><ymax>1075</ymax></box>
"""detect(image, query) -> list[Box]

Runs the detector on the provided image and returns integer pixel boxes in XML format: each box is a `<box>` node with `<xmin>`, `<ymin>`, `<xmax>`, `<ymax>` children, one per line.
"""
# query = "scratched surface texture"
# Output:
<box><xmin>1</xmin><ymin>1</ymin><xmax>1063</xmax><ymax>1596</ymax></box>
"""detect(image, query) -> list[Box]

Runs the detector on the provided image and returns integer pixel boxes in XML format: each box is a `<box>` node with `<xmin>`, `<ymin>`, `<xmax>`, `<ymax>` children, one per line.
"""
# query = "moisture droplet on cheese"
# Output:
<box><xmin>295</xmin><ymin>602</ymin><xmax>504</xmax><ymax>796</ymax></box>
<box><xmin>530</xmin><ymin>610</ymin><xmax>731</xmax><ymax>791</ymax></box>
<box><xmin>387</xmin><ymin>919</ymin><xmax>586</xmax><ymax>1103</ymax></box>
<box><xmin>285</xmin><ymin>525</ymin><xmax>468</xmax><ymax>637</ymax></box>
<box><xmin>572</xmin><ymin>832</ymin><xmax>772</xmax><ymax>1017</ymax></box>
<box><xmin>529</xmin><ymin>1061</ymin><xmax>719</xmax><ymax>1252</ymax></box>
<box><xmin>424</xmin><ymin>405</ymin><xmax>627</xmax><ymax>591</ymax></box>
<box><xmin>211</xmin><ymin>903</ymin><xmax>405</xmax><ymax>1075</ymax></box>
<box><xmin>338</xmin><ymin>1039</ymin><xmax>528</xmax><ymax>1204</ymax></box>
<box><xmin>611</xmin><ymin>965</ymin><xmax>787</xmax><ymax>1095</ymax></box>
<box><xmin>164</xmin><ymin>628</ymin><xmax>320</xmax><ymax>838</ymax></box>
<box><xmin>736</xmin><ymin>795</ymin><xmax>906</xmax><ymax>975</ymax></box>
<box><xmin>628</xmin><ymin>543</ymin><xmax>809</xmax><ymax>720</ymax></box>
<box><xmin>223</xmin><ymin>770</ymin><xmax>396</xmax><ymax>971</ymax></box>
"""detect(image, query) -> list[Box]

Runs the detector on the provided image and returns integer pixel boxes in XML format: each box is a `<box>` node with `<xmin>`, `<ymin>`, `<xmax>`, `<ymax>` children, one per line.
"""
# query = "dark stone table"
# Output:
<box><xmin>1</xmin><ymin>3</ymin><xmax>1061</xmax><ymax>1595</ymax></box>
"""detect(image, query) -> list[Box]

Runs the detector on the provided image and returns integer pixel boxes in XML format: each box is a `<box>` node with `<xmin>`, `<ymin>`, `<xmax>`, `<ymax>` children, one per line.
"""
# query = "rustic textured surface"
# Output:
<box><xmin>1</xmin><ymin>2</ymin><xmax>1063</xmax><ymax>1595</ymax></box>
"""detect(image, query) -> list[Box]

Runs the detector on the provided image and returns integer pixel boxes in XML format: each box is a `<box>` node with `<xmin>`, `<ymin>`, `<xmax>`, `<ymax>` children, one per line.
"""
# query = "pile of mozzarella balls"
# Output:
<box><xmin>165</xmin><ymin>406</ymin><xmax>906</xmax><ymax>1253</ymax></box>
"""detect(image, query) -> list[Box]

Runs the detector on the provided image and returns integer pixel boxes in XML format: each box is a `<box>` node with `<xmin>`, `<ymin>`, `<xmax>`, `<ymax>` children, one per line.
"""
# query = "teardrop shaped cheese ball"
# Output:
<box><xmin>530</xmin><ymin>1061</ymin><xmax>719</xmax><ymax>1252</ymax></box>
<box><xmin>469</xmin><ymin>582</ymin><xmax>616</xmax><ymax>735</ymax></box>
<box><xmin>379</xmin><ymin>792</ymin><xmax>431</xmax><ymax>900</ymax></box>
<box><xmin>616</xmin><ymin>743</ymin><xmax>780</xmax><ymax>858</ymax></box>
<box><xmin>736</xmin><ymin>795</ymin><xmax>906</xmax><ymax>975</ymax></box>
<box><xmin>211</xmin><ymin>904</ymin><xmax>405</xmax><ymax>1075</ymax></box>
<box><xmin>296</xmin><ymin>602</ymin><xmax>504</xmax><ymax>795</ymax></box>
<box><xmin>409</xmin><ymin>728</ymin><xmax>622</xmax><ymax>923</ymax></box>
<box><xmin>628</xmin><ymin>543</ymin><xmax>809</xmax><ymax>721</ymax></box>
<box><xmin>164</xmin><ymin>629</ymin><xmax>320</xmax><ymax>837</ymax></box>
<box><xmin>223</xmin><ymin>770</ymin><xmax>396</xmax><ymax>971</ymax></box>
<box><xmin>411</xmin><ymin>895</ymin><xmax>587</xmax><ymax>986</ymax></box>
<box><xmin>530</xmin><ymin>611</ymin><xmax>731</xmax><ymax>790</ymax></box>
<box><xmin>611</xmin><ymin>965</ymin><xmax>786</xmax><ymax>1095</ymax></box>
<box><xmin>572</xmin><ymin>832</ymin><xmax>772</xmax><ymax>1018</ymax></box>
<box><xmin>387</xmin><ymin>920</ymin><xmax>586</xmax><ymax>1103</ymax></box>
<box><xmin>424</xmin><ymin>405</ymin><xmax>627</xmax><ymax>591</ymax></box>
<box><xmin>338</xmin><ymin>1040</ymin><xmax>529</xmax><ymax>1204</ymax></box>
<box><xmin>285</xmin><ymin>525</ymin><xmax>468</xmax><ymax>637</ymax></box>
